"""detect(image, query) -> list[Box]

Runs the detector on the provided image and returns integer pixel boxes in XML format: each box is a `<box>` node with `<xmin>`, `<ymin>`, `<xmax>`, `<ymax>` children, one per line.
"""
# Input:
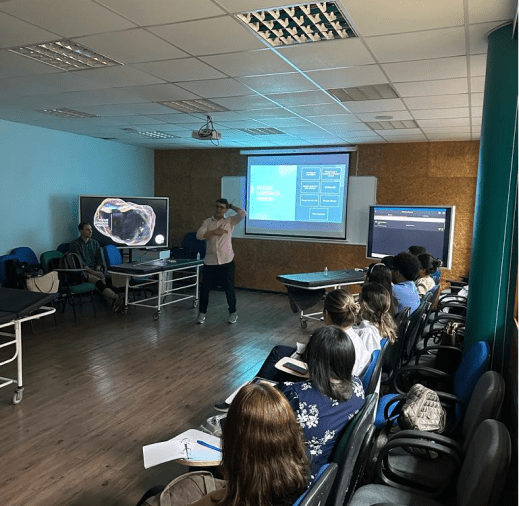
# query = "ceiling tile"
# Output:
<box><xmin>470</xmin><ymin>76</ymin><xmax>485</xmax><ymax>93</ymax></box>
<box><xmin>417</xmin><ymin>118</ymin><xmax>471</xmax><ymax>127</ymax></box>
<box><xmin>469</xmin><ymin>54</ymin><xmax>488</xmax><ymax>76</ymax></box>
<box><xmin>426</xmin><ymin>132</ymin><xmax>473</xmax><ymax>140</ymax></box>
<box><xmin>471</xmin><ymin>106</ymin><xmax>483</xmax><ymax>117</ymax></box>
<box><xmin>404</xmin><ymin>94</ymin><xmax>469</xmax><ymax>109</ymax></box>
<box><xmin>80</xmin><ymin>102</ymin><xmax>171</xmax><ymax>116</ymax></box>
<box><xmin>119</xmin><ymin>83</ymin><xmax>199</xmax><ymax>102</ymax></box>
<box><xmin>250</xmin><ymin>117</ymin><xmax>315</xmax><ymax>128</ymax></box>
<box><xmin>324</xmin><ymin>123</ymin><xmax>373</xmax><ymax>134</ymax></box>
<box><xmin>77</xmin><ymin>65</ymin><xmax>166</xmax><ymax>88</ymax></box>
<box><xmin>277</xmin><ymin>38</ymin><xmax>375</xmax><ymax>71</ymax></box>
<box><xmin>412</xmin><ymin>107</ymin><xmax>470</xmax><ymax>119</ymax></box>
<box><xmin>341</xmin><ymin>0</ymin><xmax>465</xmax><ymax>36</ymax></box>
<box><xmin>470</xmin><ymin>93</ymin><xmax>484</xmax><ymax>107</ymax></box>
<box><xmin>149</xmin><ymin>16</ymin><xmax>266</xmax><ymax>56</ymax></box>
<box><xmin>266</xmin><ymin>90</ymin><xmax>337</xmax><ymax>107</ymax></box>
<box><xmin>210</xmin><ymin>95</ymin><xmax>278</xmax><ymax>110</ymax></box>
<box><xmin>54</xmin><ymin>88</ymin><xmax>151</xmax><ymax>107</ymax></box>
<box><xmin>305</xmin><ymin>65</ymin><xmax>388</xmax><ymax>88</ymax></box>
<box><xmin>94</xmin><ymin>0</ymin><xmax>226</xmax><ymax>26</ymax></box>
<box><xmin>344</xmin><ymin>98</ymin><xmax>406</xmax><ymax>113</ymax></box>
<box><xmin>175</xmin><ymin>79</ymin><xmax>254</xmax><ymax>99</ymax></box>
<box><xmin>467</xmin><ymin>0</ymin><xmax>516</xmax><ymax>24</ymax></box>
<box><xmin>356</xmin><ymin>110</ymin><xmax>413</xmax><ymax>121</ymax></box>
<box><xmin>76</xmin><ymin>29</ymin><xmax>188</xmax><ymax>64</ymax></box>
<box><xmin>375</xmin><ymin>128</ymin><xmax>425</xmax><ymax>136</ymax></box>
<box><xmin>0</xmin><ymin>12</ymin><xmax>59</xmax><ymax>49</ymax></box>
<box><xmin>383</xmin><ymin>56</ymin><xmax>468</xmax><ymax>82</ymax></box>
<box><xmin>237</xmin><ymin>73</ymin><xmax>318</xmax><ymax>94</ymax></box>
<box><xmin>308</xmin><ymin>114</ymin><xmax>360</xmax><ymax>126</ymax></box>
<box><xmin>132</xmin><ymin>58</ymin><xmax>226</xmax><ymax>82</ymax></box>
<box><xmin>393</xmin><ymin>78</ymin><xmax>468</xmax><ymax>97</ymax></box>
<box><xmin>0</xmin><ymin>49</ymin><xmax>61</xmax><ymax>79</ymax></box>
<box><xmin>200</xmin><ymin>49</ymin><xmax>294</xmax><ymax>77</ymax></box>
<box><xmin>240</xmin><ymin>107</ymin><xmax>297</xmax><ymax>119</ymax></box>
<box><xmin>367</xmin><ymin>27</ymin><xmax>466</xmax><ymax>63</ymax></box>
<box><xmin>288</xmin><ymin>102</ymin><xmax>352</xmax><ymax>117</ymax></box>
<box><xmin>0</xmin><ymin>0</ymin><xmax>135</xmax><ymax>38</ymax></box>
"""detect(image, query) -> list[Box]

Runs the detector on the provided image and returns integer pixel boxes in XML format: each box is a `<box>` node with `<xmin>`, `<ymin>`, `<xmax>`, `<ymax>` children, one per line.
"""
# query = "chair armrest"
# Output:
<box><xmin>392</xmin><ymin>364</ymin><xmax>452</xmax><ymax>394</ymax></box>
<box><xmin>412</xmin><ymin>344</ymin><xmax>463</xmax><ymax>363</ymax></box>
<box><xmin>387</xmin><ymin>429</ymin><xmax>461</xmax><ymax>451</ymax></box>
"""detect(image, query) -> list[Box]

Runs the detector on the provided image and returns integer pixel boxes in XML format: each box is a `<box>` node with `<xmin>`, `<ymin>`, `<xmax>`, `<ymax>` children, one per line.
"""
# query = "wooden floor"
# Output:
<box><xmin>0</xmin><ymin>289</ymin><xmax>315</xmax><ymax>506</ymax></box>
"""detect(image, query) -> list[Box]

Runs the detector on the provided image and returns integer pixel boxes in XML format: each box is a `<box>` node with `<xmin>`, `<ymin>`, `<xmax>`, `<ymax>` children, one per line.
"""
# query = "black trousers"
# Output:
<box><xmin>199</xmin><ymin>261</ymin><xmax>236</xmax><ymax>314</ymax></box>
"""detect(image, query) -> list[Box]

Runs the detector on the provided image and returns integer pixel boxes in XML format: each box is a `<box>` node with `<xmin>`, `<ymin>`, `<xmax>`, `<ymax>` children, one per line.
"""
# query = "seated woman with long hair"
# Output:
<box><xmin>354</xmin><ymin>282</ymin><xmax>397</xmax><ymax>352</ymax></box>
<box><xmin>279</xmin><ymin>325</ymin><xmax>365</xmax><ymax>477</ymax></box>
<box><xmin>137</xmin><ymin>382</ymin><xmax>309</xmax><ymax>506</ymax></box>
<box><xmin>253</xmin><ymin>289</ymin><xmax>371</xmax><ymax>382</ymax></box>
<box><xmin>365</xmin><ymin>262</ymin><xmax>398</xmax><ymax>315</ymax></box>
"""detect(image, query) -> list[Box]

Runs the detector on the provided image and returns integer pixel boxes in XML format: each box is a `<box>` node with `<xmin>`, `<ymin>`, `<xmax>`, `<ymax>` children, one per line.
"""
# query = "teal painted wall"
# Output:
<box><xmin>0</xmin><ymin>120</ymin><xmax>154</xmax><ymax>257</ymax></box>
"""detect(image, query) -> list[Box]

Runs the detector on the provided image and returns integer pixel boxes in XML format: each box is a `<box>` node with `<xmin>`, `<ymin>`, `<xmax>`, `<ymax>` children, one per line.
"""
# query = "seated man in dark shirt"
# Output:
<box><xmin>69</xmin><ymin>222</ymin><xmax>123</xmax><ymax>311</ymax></box>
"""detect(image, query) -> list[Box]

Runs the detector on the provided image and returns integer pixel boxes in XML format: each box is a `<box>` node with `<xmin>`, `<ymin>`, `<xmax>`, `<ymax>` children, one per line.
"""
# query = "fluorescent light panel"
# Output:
<box><xmin>329</xmin><ymin>84</ymin><xmax>399</xmax><ymax>102</ymax></box>
<box><xmin>236</xmin><ymin>127</ymin><xmax>286</xmax><ymax>135</ymax></box>
<box><xmin>366</xmin><ymin>120</ymin><xmax>418</xmax><ymax>130</ymax></box>
<box><xmin>159</xmin><ymin>99</ymin><xmax>228</xmax><ymax>113</ymax></box>
<box><xmin>40</xmin><ymin>108</ymin><xmax>98</xmax><ymax>118</ymax></box>
<box><xmin>236</xmin><ymin>2</ymin><xmax>357</xmax><ymax>47</ymax></box>
<box><xmin>9</xmin><ymin>40</ymin><xmax>122</xmax><ymax>71</ymax></box>
<box><xmin>123</xmin><ymin>128</ymin><xmax>178</xmax><ymax>139</ymax></box>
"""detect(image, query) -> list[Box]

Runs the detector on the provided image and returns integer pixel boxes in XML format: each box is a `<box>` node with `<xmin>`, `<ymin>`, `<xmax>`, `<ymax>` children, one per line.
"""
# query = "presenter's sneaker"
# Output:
<box><xmin>196</xmin><ymin>312</ymin><xmax>206</xmax><ymax>324</ymax></box>
<box><xmin>214</xmin><ymin>402</ymin><xmax>230</xmax><ymax>412</ymax></box>
<box><xmin>228</xmin><ymin>312</ymin><xmax>238</xmax><ymax>324</ymax></box>
<box><xmin>112</xmin><ymin>296</ymin><xmax>124</xmax><ymax>312</ymax></box>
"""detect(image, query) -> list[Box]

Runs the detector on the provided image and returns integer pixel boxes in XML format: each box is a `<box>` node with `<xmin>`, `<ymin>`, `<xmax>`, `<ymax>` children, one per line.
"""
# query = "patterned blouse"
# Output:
<box><xmin>279</xmin><ymin>377</ymin><xmax>365</xmax><ymax>477</ymax></box>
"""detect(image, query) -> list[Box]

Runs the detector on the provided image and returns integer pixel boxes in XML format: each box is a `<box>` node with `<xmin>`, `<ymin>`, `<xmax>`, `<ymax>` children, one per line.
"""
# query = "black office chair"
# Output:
<box><xmin>347</xmin><ymin>419</ymin><xmax>511</xmax><ymax>506</ymax></box>
<box><xmin>170</xmin><ymin>232</ymin><xmax>206</xmax><ymax>259</ymax></box>
<box><xmin>298</xmin><ymin>463</ymin><xmax>338</xmax><ymax>506</ymax></box>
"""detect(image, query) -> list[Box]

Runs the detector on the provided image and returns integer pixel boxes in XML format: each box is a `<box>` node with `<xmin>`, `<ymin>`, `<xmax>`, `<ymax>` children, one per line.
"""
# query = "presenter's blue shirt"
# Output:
<box><xmin>279</xmin><ymin>377</ymin><xmax>365</xmax><ymax>477</ymax></box>
<box><xmin>392</xmin><ymin>280</ymin><xmax>420</xmax><ymax>313</ymax></box>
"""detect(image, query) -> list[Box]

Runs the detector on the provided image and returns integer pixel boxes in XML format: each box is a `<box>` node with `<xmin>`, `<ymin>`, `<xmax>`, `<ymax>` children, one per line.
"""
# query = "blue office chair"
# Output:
<box><xmin>57</xmin><ymin>243</ymin><xmax>70</xmax><ymax>255</ymax></box>
<box><xmin>10</xmin><ymin>246</ymin><xmax>39</xmax><ymax>269</ymax></box>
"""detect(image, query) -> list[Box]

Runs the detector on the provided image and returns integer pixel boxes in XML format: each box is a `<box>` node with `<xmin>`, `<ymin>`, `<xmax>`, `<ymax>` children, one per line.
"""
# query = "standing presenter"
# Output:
<box><xmin>196</xmin><ymin>198</ymin><xmax>246</xmax><ymax>324</ymax></box>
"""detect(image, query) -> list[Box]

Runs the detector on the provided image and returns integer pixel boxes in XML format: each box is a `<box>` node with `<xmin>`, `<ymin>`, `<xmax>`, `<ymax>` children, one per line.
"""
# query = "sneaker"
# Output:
<box><xmin>196</xmin><ymin>312</ymin><xmax>206</xmax><ymax>324</ymax></box>
<box><xmin>112</xmin><ymin>296</ymin><xmax>124</xmax><ymax>312</ymax></box>
<box><xmin>228</xmin><ymin>312</ymin><xmax>238</xmax><ymax>324</ymax></box>
<box><xmin>214</xmin><ymin>402</ymin><xmax>230</xmax><ymax>412</ymax></box>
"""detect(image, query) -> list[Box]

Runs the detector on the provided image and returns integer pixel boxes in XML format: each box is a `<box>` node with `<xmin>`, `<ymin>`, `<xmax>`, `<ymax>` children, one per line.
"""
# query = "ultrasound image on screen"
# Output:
<box><xmin>79</xmin><ymin>195</ymin><xmax>169</xmax><ymax>248</ymax></box>
<box><xmin>94</xmin><ymin>198</ymin><xmax>157</xmax><ymax>246</ymax></box>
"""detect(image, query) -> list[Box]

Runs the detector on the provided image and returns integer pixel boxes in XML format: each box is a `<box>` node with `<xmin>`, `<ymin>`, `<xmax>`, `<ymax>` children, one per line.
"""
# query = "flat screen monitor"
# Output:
<box><xmin>79</xmin><ymin>195</ymin><xmax>169</xmax><ymax>249</ymax></box>
<box><xmin>367</xmin><ymin>205</ymin><xmax>456</xmax><ymax>268</ymax></box>
<box><xmin>245</xmin><ymin>152</ymin><xmax>350</xmax><ymax>239</ymax></box>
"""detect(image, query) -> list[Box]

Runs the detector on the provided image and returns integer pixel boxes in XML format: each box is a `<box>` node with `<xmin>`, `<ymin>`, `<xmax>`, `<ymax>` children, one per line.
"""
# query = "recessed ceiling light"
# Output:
<box><xmin>159</xmin><ymin>99</ymin><xmax>228</xmax><ymax>114</ymax></box>
<box><xmin>236</xmin><ymin>2</ymin><xmax>357</xmax><ymax>47</ymax></box>
<box><xmin>40</xmin><ymin>108</ymin><xmax>98</xmax><ymax>118</ymax></box>
<box><xmin>236</xmin><ymin>127</ymin><xmax>286</xmax><ymax>135</ymax></box>
<box><xmin>9</xmin><ymin>40</ymin><xmax>122</xmax><ymax>71</ymax></box>
<box><xmin>375</xmin><ymin>115</ymin><xmax>394</xmax><ymax>120</ymax></box>
<box><xmin>122</xmin><ymin>128</ymin><xmax>179</xmax><ymax>139</ymax></box>
<box><xmin>366</xmin><ymin>120</ymin><xmax>418</xmax><ymax>130</ymax></box>
<box><xmin>329</xmin><ymin>84</ymin><xmax>399</xmax><ymax>102</ymax></box>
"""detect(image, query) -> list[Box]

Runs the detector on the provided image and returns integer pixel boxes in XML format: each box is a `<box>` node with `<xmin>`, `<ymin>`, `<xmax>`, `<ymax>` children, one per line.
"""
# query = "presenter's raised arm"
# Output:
<box><xmin>229</xmin><ymin>203</ymin><xmax>246</xmax><ymax>224</ymax></box>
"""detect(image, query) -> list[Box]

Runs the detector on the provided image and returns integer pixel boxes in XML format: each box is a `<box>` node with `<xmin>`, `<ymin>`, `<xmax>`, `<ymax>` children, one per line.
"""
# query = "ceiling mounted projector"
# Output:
<box><xmin>192</xmin><ymin>115</ymin><xmax>221</xmax><ymax>143</ymax></box>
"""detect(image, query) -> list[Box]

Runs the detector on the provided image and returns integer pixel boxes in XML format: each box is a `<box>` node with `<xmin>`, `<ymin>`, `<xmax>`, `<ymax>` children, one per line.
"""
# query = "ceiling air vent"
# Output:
<box><xmin>329</xmin><ymin>84</ymin><xmax>399</xmax><ymax>102</ymax></box>
<box><xmin>159</xmin><ymin>99</ymin><xmax>228</xmax><ymax>113</ymax></box>
<box><xmin>236</xmin><ymin>2</ymin><xmax>357</xmax><ymax>47</ymax></box>
<box><xmin>40</xmin><ymin>108</ymin><xmax>98</xmax><ymax>118</ymax></box>
<box><xmin>122</xmin><ymin>128</ymin><xmax>179</xmax><ymax>139</ymax></box>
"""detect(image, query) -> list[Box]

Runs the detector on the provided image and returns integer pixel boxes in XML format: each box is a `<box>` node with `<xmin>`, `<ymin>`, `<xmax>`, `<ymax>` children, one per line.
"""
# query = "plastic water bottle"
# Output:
<box><xmin>324</xmin><ymin>266</ymin><xmax>328</xmax><ymax>276</ymax></box>
<box><xmin>197</xmin><ymin>252</ymin><xmax>200</xmax><ymax>260</ymax></box>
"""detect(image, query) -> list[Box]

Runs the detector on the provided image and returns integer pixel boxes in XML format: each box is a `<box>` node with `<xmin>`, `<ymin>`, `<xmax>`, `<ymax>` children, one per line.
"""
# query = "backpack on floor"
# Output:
<box><xmin>4</xmin><ymin>259</ymin><xmax>27</xmax><ymax>290</ymax></box>
<box><xmin>58</xmin><ymin>253</ymin><xmax>89</xmax><ymax>284</ymax></box>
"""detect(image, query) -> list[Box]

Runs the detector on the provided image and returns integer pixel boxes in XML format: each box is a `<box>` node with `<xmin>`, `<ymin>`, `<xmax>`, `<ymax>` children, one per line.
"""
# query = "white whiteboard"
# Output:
<box><xmin>221</xmin><ymin>175</ymin><xmax>377</xmax><ymax>244</ymax></box>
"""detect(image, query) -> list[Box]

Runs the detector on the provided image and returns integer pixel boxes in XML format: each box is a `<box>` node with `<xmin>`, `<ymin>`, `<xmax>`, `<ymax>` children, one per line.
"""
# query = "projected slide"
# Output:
<box><xmin>246</xmin><ymin>152</ymin><xmax>350</xmax><ymax>239</ymax></box>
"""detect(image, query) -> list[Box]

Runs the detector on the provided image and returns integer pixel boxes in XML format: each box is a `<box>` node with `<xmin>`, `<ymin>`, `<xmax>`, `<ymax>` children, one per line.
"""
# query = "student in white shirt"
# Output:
<box><xmin>196</xmin><ymin>198</ymin><xmax>246</xmax><ymax>324</ymax></box>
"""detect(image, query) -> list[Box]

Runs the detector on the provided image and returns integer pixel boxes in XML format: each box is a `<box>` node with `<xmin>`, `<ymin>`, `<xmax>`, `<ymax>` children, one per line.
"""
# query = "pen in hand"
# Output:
<box><xmin>196</xmin><ymin>440</ymin><xmax>222</xmax><ymax>452</ymax></box>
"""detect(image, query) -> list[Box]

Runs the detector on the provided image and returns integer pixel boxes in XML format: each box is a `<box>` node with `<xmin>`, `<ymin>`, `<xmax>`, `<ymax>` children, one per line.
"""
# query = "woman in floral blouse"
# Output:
<box><xmin>279</xmin><ymin>325</ymin><xmax>365</xmax><ymax>477</ymax></box>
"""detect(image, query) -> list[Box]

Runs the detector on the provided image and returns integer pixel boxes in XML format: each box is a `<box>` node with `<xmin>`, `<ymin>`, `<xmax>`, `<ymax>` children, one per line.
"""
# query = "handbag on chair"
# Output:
<box><xmin>26</xmin><ymin>271</ymin><xmax>59</xmax><ymax>293</ymax></box>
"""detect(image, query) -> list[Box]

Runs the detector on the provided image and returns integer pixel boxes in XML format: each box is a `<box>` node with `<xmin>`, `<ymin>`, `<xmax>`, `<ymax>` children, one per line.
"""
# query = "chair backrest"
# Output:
<box><xmin>326</xmin><ymin>394</ymin><xmax>378</xmax><ymax>506</ymax></box>
<box><xmin>57</xmin><ymin>242</ymin><xmax>70</xmax><ymax>254</ymax></box>
<box><xmin>403</xmin><ymin>297</ymin><xmax>431</xmax><ymax>361</ymax></box>
<box><xmin>103</xmin><ymin>244</ymin><xmax>123</xmax><ymax>266</ymax></box>
<box><xmin>0</xmin><ymin>254</ymin><xmax>18</xmax><ymax>285</ymax></box>
<box><xmin>457</xmin><ymin>419</ymin><xmax>511</xmax><ymax>506</ymax></box>
<box><xmin>453</xmin><ymin>341</ymin><xmax>490</xmax><ymax>417</ymax></box>
<box><xmin>462</xmin><ymin>371</ymin><xmax>505</xmax><ymax>454</ymax></box>
<box><xmin>295</xmin><ymin>463</ymin><xmax>337</xmax><ymax>506</ymax></box>
<box><xmin>182</xmin><ymin>232</ymin><xmax>206</xmax><ymax>259</ymax></box>
<box><xmin>362</xmin><ymin>341</ymin><xmax>388</xmax><ymax>396</ymax></box>
<box><xmin>10</xmin><ymin>246</ymin><xmax>39</xmax><ymax>266</ymax></box>
<box><xmin>40</xmin><ymin>250</ymin><xmax>63</xmax><ymax>274</ymax></box>
<box><xmin>382</xmin><ymin>307</ymin><xmax>410</xmax><ymax>379</ymax></box>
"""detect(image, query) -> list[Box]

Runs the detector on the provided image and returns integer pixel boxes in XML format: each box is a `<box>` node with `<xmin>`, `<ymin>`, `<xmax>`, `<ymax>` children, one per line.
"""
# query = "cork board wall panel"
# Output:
<box><xmin>155</xmin><ymin>141</ymin><xmax>479</xmax><ymax>291</ymax></box>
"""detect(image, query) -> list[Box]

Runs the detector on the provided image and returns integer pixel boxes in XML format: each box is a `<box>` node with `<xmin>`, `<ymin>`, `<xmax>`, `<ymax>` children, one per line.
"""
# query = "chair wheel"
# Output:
<box><xmin>153</xmin><ymin>312</ymin><xmax>160</xmax><ymax>321</ymax></box>
<box><xmin>193</xmin><ymin>300</ymin><xmax>198</xmax><ymax>308</ymax></box>
<box><xmin>301</xmin><ymin>320</ymin><xmax>308</xmax><ymax>329</ymax></box>
<box><xmin>12</xmin><ymin>389</ymin><xmax>23</xmax><ymax>404</ymax></box>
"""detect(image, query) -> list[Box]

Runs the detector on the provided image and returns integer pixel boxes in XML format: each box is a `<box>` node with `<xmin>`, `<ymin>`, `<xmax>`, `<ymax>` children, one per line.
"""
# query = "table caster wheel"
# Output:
<box><xmin>153</xmin><ymin>312</ymin><xmax>160</xmax><ymax>321</ymax></box>
<box><xmin>300</xmin><ymin>320</ymin><xmax>308</xmax><ymax>329</ymax></box>
<box><xmin>12</xmin><ymin>389</ymin><xmax>23</xmax><ymax>404</ymax></box>
<box><xmin>193</xmin><ymin>300</ymin><xmax>198</xmax><ymax>308</ymax></box>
